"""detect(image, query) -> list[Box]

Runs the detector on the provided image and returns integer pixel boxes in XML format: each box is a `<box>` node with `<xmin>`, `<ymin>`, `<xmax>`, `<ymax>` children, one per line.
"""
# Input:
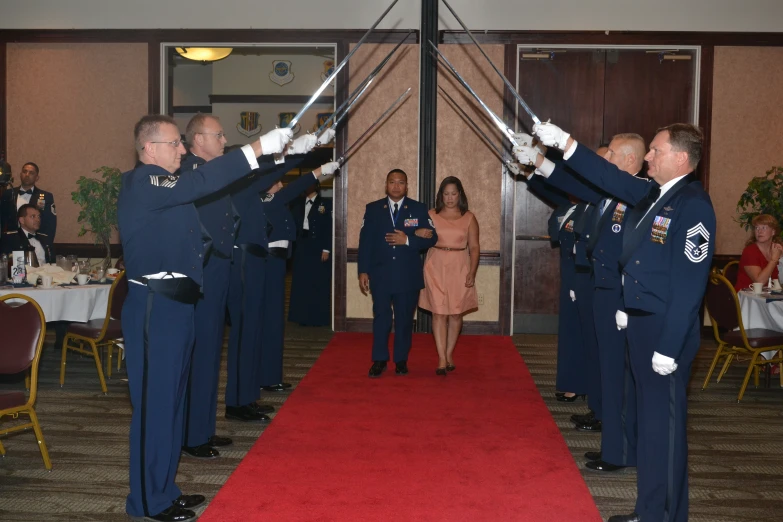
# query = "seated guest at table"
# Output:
<box><xmin>418</xmin><ymin>176</ymin><xmax>479</xmax><ymax>375</ymax></box>
<box><xmin>735</xmin><ymin>214</ymin><xmax>783</xmax><ymax>291</ymax></box>
<box><xmin>0</xmin><ymin>162</ymin><xmax>57</xmax><ymax>240</ymax></box>
<box><xmin>1</xmin><ymin>203</ymin><xmax>52</xmax><ymax>264</ymax></box>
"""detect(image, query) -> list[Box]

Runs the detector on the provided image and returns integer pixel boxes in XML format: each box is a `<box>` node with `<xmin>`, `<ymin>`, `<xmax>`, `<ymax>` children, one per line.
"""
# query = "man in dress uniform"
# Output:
<box><xmin>358</xmin><ymin>169</ymin><xmax>438</xmax><ymax>377</ymax></box>
<box><xmin>533</xmin><ymin>122</ymin><xmax>715</xmax><ymax>522</ymax></box>
<box><xmin>258</xmin><ymin>164</ymin><xmax>338</xmax><ymax>392</ymax></box>
<box><xmin>118</xmin><ymin>114</ymin><xmax>291</xmax><ymax>522</ymax></box>
<box><xmin>224</xmin><ymin>129</ymin><xmax>335</xmax><ymax>421</ymax></box>
<box><xmin>1</xmin><ymin>203</ymin><xmax>53</xmax><ymax>264</ymax></box>
<box><xmin>0</xmin><ymin>162</ymin><xmax>57</xmax><ymax>239</ymax></box>
<box><xmin>517</xmin><ymin>134</ymin><xmax>646</xmax><ymax>473</ymax></box>
<box><xmin>288</xmin><ymin>183</ymin><xmax>333</xmax><ymax>327</ymax></box>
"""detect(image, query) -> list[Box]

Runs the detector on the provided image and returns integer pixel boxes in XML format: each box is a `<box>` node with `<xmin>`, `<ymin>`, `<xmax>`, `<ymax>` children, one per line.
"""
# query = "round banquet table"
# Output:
<box><xmin>0</xmin><ymin>284</ymin><xmax>112</xmax><ymax>323</ymax></box>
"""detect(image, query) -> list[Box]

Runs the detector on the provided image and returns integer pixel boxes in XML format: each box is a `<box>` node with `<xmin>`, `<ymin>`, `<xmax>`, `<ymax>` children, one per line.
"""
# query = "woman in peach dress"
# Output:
<box><xmin>418</xmin><ymin>176</ymin><xmax>480</xmax><ymax>375</ymax></box>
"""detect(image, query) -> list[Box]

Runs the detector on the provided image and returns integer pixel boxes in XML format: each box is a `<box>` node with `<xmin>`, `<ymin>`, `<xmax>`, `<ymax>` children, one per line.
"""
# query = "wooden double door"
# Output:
<box><xmin>512</xmin><ymin>47</ymin><xmax>697</xmax><ymax>333</ymax></box>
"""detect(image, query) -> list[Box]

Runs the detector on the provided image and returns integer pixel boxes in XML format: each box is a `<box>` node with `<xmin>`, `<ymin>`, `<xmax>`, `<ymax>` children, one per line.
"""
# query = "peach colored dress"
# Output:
<box><xmin>419</xmin><ymin>210</ymin><xmax>478</xmax><ymax>315</ymax></box>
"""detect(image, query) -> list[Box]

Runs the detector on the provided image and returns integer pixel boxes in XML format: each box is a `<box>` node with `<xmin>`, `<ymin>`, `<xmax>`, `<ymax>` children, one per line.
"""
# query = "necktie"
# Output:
<box><xmin>634</xmin><ymin>185</ymin><xmax>662</xmax><ymax>228</ymax></box>
<box><xmin>28</xmin><ymin>233</ymin><xmax>37</xmax><ymax>240</ymax></box>
<box><xmin>306</xmin><ymin>200</ymin><xmax>313</xmax><ymax>206</ymax></box>
<box><xmin>392</xmin><ymin>202</ymin><xmax>399</xmax><ymax>221</ymax></box>
<box><xmin>599</xmin><ymin>197</ymin><xmax>610</xmax><ymax>216</ymax></box>
<box><xmin>20</xmin><ymin>189</ymin><xmax>33</xmax><ymax>195</ymax></box>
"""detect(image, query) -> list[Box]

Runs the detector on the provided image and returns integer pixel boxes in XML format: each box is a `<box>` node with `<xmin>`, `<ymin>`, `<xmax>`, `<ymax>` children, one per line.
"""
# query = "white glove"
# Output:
<box><xmin>316</xmin><ymin>128</ymin><xmax>336</xmax><ymax>146</ymax></box>
<box><xmin>569</xmin><ymin>290</ymin><xmax>576</xmax><ymax>302</ymax></box>
<box><xmin>533</xmin><ymin>122</ymin><xmax>570</xmax><ymax>151</ymax></box>
<box><xmin>513</xmin><ymin>145</ymin><xmax>540</xmax><ymax>166</ymax></box>
<box><xmin>615</xmin><ymin>310</ymin><xmax>628</xmax><ymax>330</ymax></box>
<box><xmin>320</xmin><ymin>161</ymin><xmax>340</xmax><ymax>177</ymax></box>
<box><xmin>513</xmin><ymin>132</ymin><xmax>534</xmax><ymax>147</ymax></box>
<box><xmin>652</xmin><ymin>351</ymin><xmax>678</xmax><ymax>375</ymax></box>
<box><xmin>259</xmin><ymin>128</ymin><xmax>293</xmax><ymax>155</ymax></box>
<box><xmin>287</xmin><ymin>134</ymin><xmax>318</xmax><ymax>155</ymax></box>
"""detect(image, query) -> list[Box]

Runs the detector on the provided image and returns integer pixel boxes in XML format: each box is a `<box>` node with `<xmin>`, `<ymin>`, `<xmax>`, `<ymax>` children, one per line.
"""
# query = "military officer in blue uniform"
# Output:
<box><xmin>223</xmin><ymin>130</ymin><xmax>333</xmax><ymax>421</ymax></box>
<box><xmin>258</xmin><ymin>164</ymin><xmax>338</xmax><ymax>392</ymax></box>
<box><xmin>517</xmin><ymin>134</ymin><xmax>646</xmax><ymax>473</ymax></box>
<box><xmin>534</xmin><ymin>122</ymin><xmax>715</xmax><ymax>522</ymax></box>
<box><xmin>118</xmin><ymin>114</ymin><xmax>292</xmax><ymax>522</ymax></box>
<box><xmin>358</xmin><ymin>169</ymin><xmax>438</xmax><ymax>377</ymax></box>
<box><xmin>1</xmin><ymin>203</ymin><xmax>53</xmax><ymax>264</ymax></box>
<box><xmin>288</xmin><ymin>183</ymin><xmax>334</xmax><ymax>327</ymax></box>
<box><xmin>0</xmin><ymin>162</ymin><xmax>57</xmax><ymax>240</ymax></box>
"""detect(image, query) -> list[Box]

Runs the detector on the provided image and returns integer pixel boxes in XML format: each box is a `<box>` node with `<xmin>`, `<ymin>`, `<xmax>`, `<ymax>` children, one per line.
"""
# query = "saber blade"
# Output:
<box><xmin>338</xmin><ymin>87</ymin><xmax>412</xmax><ymax>164</ymax></box>
<box><xmin>440</xmin><ymin>0</ymin><xmax>541</xmax><ymax>125</ymax></box>
<box><xmin>289</xmin><ymin>0</ymin><xmax>400</xmax><ymax>129</ymax></box>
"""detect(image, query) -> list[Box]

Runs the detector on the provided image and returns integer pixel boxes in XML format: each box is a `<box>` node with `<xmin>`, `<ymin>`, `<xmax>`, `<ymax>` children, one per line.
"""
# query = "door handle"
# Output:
<box><xmin>516</xmin><ymin>235</ymin><xmax>551</xmax><ymax>241</ymax></box>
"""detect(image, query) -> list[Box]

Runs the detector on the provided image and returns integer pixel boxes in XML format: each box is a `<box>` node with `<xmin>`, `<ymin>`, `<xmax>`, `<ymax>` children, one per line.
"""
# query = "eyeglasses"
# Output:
<box><xmin>149</xmin><ymin>139</ymin><xmax>185</xmax><ymax>148</ymax></box>
<box><xmin>198</xmin><ymin>132</ymin><xmax>225</xmax><ymax>140</ymax></box>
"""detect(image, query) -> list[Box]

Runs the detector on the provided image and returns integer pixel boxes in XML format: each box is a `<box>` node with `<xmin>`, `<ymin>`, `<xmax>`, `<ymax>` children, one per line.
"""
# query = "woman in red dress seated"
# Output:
<box><xmin>735</xmin><ymin>214</ymin><xmax>783</xmax><ymax>291</ymax></box>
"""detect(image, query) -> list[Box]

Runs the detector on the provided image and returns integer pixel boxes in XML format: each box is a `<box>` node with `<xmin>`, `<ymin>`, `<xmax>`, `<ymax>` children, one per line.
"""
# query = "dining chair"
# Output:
<box><xmin>722</xmin><ymin>260</ymin><xmax>739</xmax><ymax>286</ymax></box>
<box><xmin>0</xmin><ymin>294</ymin><xmax>52</xmax><ymax>470</ymax></box>
<box><xmin>59</xmin><ymin>271</ymin><xmax>127</xmax><ymax>394</ymax></box>
<box><xmin>702</xmin><ymin>271</ymin><xmax>783</xmax><ymax>401</ymax></box>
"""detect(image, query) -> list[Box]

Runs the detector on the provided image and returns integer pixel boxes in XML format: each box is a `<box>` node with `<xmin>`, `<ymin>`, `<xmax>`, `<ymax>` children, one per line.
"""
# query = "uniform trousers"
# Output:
<box><xmin>593</xmin><ymin>287</ymin><xmax>637</xmax><ymax>466</ymax></box>
<box><xmin>226</xmin><ymin>248</ymin><xmax>265</xmax><ymax>407</ymax></box>
<box><xmin>371</xmin><ymin>288</ymin><xmax>418</xmax><ymax>363</ymax></box>
<box><xmin>183</xmin><ymin>255</ymin><xmax>231</xmax><ymax>447</ymax></box>
<box><xmin>573</xmin><ymin>269</ymin><xmax>602</xmax><ymax>419</ymax></box>
<box><xmin>122</xmin><ymin>285</ymin><xmax>195</xmax><ymax>517</ymax></box>
<box><xmin>288</xmin><ymin>236</ymin><xmax>331</xmax><ymax>326</ymax></box>
<box><xmin>628</xmin><ymin>311</ymin><xmax>699</xmax><ymax>522</ymax></box>
<box><xmin>556</xmin><ymin>255</ymin><xmax>588</xmax><ymax>394</ymax></box>
<box><xmin>257</xmin><ymin>255</ymin><xmax>286</xmax><ymax>387</ymax></box>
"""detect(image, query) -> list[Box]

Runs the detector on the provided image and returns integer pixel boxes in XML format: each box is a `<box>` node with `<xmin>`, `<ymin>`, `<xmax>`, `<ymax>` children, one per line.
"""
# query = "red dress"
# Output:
<box><xmin>735</xmin><ymin>242</ymin><xmax>779</xmax><ymax>291</ymax></box>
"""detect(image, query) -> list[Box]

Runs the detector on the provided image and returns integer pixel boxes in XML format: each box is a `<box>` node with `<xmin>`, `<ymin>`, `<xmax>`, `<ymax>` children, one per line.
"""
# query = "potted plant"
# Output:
<box><xmin>71</xmin><ymin>166</ymin><xmax>122</xmax><ymax>270</ymax></box>
<box><xmin>736</xmin><ymin>166</ymin><xmax>783</xmax><ymax>234</ymax></box>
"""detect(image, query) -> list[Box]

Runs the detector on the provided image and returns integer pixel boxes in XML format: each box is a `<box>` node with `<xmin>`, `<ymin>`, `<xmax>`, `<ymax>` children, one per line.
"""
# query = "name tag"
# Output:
<box><xmin>404</xmin><ymin>219</ymin><xmax>418</xmax><ymax>227</ymax></box>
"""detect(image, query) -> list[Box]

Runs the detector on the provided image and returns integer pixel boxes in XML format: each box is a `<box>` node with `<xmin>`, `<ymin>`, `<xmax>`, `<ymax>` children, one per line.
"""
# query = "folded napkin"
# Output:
<box><xmin>26</xmin><ymin>264</ymin><xmax>76</xmax><ymax>285</ymax></box>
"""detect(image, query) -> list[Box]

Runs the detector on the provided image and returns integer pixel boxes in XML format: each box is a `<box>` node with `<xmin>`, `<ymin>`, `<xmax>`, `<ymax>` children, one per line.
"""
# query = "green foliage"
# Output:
<box><xmin>71</xmin><ymin>166</ymin><xmax>122</xmax><ymax>267</ymax></box>
<box><xmin>736</xmin><ymin>166</ymin><xmax>783</xmax><ymax>234</ymax></box>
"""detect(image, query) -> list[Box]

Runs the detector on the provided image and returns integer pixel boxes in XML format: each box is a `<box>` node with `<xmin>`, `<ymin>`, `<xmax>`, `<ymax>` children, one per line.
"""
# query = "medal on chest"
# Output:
<box><xmin>651</xmin><ymin>216</ymin><xmax>671</xmax><ymax>244</ymax></box>
<box><xmin>565</xmin><ymin>220</ymin><xmax>574</xmax><ymax>233</ymax></box>
<box><xmin>612</xmin><ymin>203</ymin><xmax>627</xmax><ymax>223</ymax></box>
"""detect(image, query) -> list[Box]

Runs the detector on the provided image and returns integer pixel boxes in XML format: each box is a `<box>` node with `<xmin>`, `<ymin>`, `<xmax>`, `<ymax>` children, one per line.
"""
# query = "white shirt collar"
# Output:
<box><xmin>306</xmin><ymin>195</ymin><xmax>317</xmax><ymax>204</ymax></box>
<box><xmin>21</xmin><ymin>226</ymin><xmax>36</xmax><ymax>237</ymax></box>
<box><xmin>388</xmin><ymin>196</ymin><xmax>405</xmax><ymax>208</ymax></box>
<box><xmin>656</xmin><ymin>173</ymin><xmax>690</xmax><ymax>200</ymax></box>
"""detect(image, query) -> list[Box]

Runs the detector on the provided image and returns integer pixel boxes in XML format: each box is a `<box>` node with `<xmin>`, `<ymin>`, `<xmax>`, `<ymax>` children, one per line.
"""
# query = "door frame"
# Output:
<box><xmin>510</xmin><ymin>44</ymin><xmax>702</xmax><ymax>334</ymax></box>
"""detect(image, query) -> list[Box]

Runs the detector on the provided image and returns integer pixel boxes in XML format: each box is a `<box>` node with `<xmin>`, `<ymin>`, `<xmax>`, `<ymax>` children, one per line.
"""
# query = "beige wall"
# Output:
<box><xmin>6</xmin><ymin>43</ymin><xmax>148</xmax><ymax>244</ymax></box>
<box><xmin>710</xmin><ymin>46</ymin><xmax>783</xmax><ymax>255</ymax></box>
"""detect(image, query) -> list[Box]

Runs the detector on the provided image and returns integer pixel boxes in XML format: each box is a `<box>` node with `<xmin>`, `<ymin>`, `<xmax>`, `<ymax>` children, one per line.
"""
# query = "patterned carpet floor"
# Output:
<box><xmin>1</xmin><ymin>327</ymin><xmax>782</xmax><ymax>521</ymax></box>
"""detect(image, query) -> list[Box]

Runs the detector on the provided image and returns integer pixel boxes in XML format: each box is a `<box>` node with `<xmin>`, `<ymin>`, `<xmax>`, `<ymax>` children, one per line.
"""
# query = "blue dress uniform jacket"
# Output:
<box><xmin>223</xmin><ymin>156</ymin><xmax>308</xmax><ymax>408</ymax></box>
<box><xmin>288</xmin><ymin>193</ymin><xmax>333</xmax><ymax>326</ymax></box>
<box><xmin>178</xmin><ymin>153</ymin><xmax>241</xmax><ymax>449</ymax></box>
<box><xmin>1</xmin><ymin>186</ymin><xmax>57</xmax><ymax>239</ymax></box>
<box><xmin>545</xmin><ymin>166</ymin><xmax>638</xmax><ymax>467</ymax></box>
<box><xmin>256</xmin><ymin>172</ymin><xmax>323</xmax><ymax>388</ymax></box>
<box><xmin>566</xmin><ymin>143</ymin><xmax>716</xmax><ymax>522</ymax></box>
<box><xmin>117</xmin><ymin>148</ymin><xmax>257</xmax><ymax>519</ymax></box>
<box><xmin>358</xmin><ymin>197</ymin><xmax>437</xmax><ymax>362</ymax></box>
<box><xmin>1</xmin><ymin>229</ymin><xmax>53</xmax><ymax>263</ymax></box>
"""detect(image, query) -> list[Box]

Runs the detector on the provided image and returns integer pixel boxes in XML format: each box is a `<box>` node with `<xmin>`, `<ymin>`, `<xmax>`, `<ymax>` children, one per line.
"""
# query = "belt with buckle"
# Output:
<box><xmin>432</xmin><ymin>246</ymin><xmax>466</xmax><ymax>251</ymax></box>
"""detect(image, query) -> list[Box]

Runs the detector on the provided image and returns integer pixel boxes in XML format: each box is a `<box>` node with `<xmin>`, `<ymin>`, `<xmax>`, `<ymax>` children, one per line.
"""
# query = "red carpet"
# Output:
<box><xmin>200</xmin><ymin>333</ymin><xmax>601</xmax><ymax>521</ymax></box>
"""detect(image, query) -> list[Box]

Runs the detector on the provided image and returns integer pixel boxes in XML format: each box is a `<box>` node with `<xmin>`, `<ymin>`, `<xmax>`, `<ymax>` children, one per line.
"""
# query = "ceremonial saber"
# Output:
<box><xmin>288</xmin><ymin>0</ymin><xmax>400</xmax><ymax>129</ymax></box>
<box><xmin>315</xmin><ymin>30</ymin><xmax>411</xmax><ymax>136</ymax></box>
<box><xmin>437</xmin><ymin>85</ymin><xmax>510</xmax><ymax>166</ymax></box>
<box><xmin>336</xmin><ymin>87</ymin><xmax>412</xmax><ymax>165</ymax></box>
<box><xmin>429</xmin><ymin>42</ymin><xmax>518</xmax><ymax>147</ymax></box>
<box><xmin>440</xmin><ymin>0</ymin><xmax>542</xmax><ymax>125</ymax></box>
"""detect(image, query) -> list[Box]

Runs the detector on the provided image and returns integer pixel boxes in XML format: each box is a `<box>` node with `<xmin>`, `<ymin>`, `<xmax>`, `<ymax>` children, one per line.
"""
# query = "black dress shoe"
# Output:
<box><xmin>395</xmin><ymin>361</ymin><xmax>408</xmax><ymax>375</ymax></box>
<box><xmin>261</xmin><ymin>383</ymin><xmax>292</xmax><ymax>392</ymax></box>
<box><xmin>607</xmin><ymin>512</ymin><xmax>641</xmax><ymax>522</ymax></box>
<box><xmin>446</xmin><ymin>363</ymin><xmax>455</xmax><ymax>372</ymax></box>
<box><xmin>173</xmin><ymin>494</ymin><xmax>206</xmax><ymax>509</ymax></box>
<box><xmin>250</xmin><ymin>403</ymin><xmax>275</xmax><ymax>415</ymax></box>
<box><xmin>571</xmin><ymin>410</ymin><xmax>595</xmax><ymax>424</ymax></box>
<box><xmin>575</xmin><ymin>419</ymin><xmax>602</xmax><ymax>432</ymax></box>
<box><xmin>586</xmin><ymin>459</ymin><xmax>627</xmax><ymax>472</ymax></box>
<box><xmin>557</xmin><ymin>393</ymin><xmax>586</xmax><ymax>402</ymax></box>
<box><xmin>584</xmin><ymin>451</ymin><xmax>602</xmax><ymax>461</ymax></box>
<box><xmin>181</xmin><ymin>444</ymin><xmax>219</xmax><ymax>459</ymax></box>
<box><xmin>436</xmin><ymin>367</ymin><xmax>447</xmax><ymax>376</ymax></box>
<box><xmin>225</xmin><ymin>404</ymin><xmax>270</xmax><ymax>422</ymax></box>
<box><xmin>369</xmin><ymin>361</ymin><xmax>387</xmax><ymax>378</ymax></box>
<box><xmin>140</xmin><ymin>505</ymin><xmax>196</xmax><ymax>521</ymax></box>
<box><xmin>208</xmin><ymin>435</ymin><xmax>233</xmax><ymax>447</ymax></box>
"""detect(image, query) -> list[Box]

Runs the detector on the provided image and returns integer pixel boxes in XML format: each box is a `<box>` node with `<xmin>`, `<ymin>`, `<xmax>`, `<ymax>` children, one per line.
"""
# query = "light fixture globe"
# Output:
<box><xmin>175</xmin><ymin>47</ymin><xmax>233</xmax><ymax>63</ymax></box>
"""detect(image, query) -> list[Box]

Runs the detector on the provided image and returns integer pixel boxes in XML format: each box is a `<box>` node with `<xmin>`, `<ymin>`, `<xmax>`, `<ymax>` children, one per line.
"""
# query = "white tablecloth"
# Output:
<box><xmin>738</xmin><ymin>290</ymin><xmax>783</xmax><ymax>359</ymax></box>
<box><xmin>0</xmin><ymin>284</ymin><xmax>112</xmax><ymax>322</ymax></box>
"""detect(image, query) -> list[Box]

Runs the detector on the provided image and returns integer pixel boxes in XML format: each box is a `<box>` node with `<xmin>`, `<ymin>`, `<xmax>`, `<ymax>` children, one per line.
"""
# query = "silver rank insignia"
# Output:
<box><xmin>685</xmin><ymin>223</ymin><xmax>710</xmax><ymax>263</ymax></box>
